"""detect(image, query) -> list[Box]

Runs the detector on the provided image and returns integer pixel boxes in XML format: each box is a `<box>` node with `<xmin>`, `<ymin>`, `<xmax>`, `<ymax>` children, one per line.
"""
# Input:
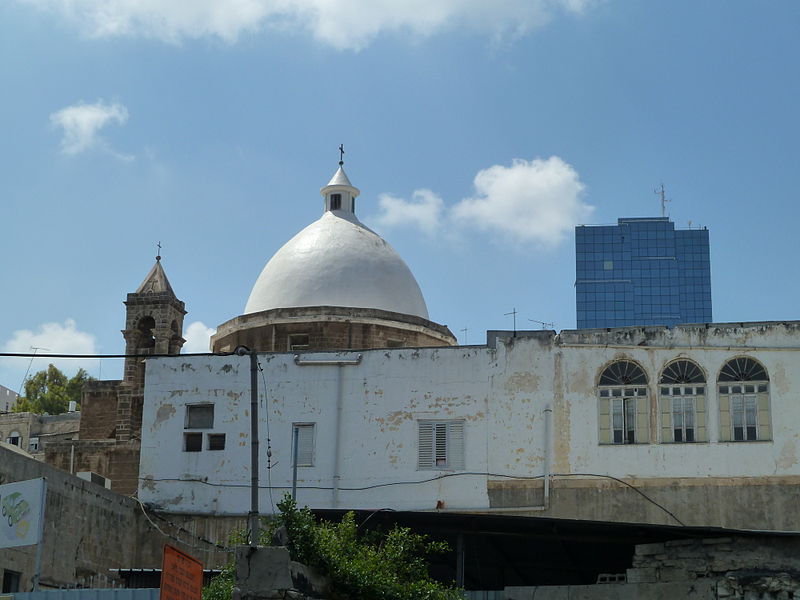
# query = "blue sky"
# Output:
<box><xmin>1</xmin><ymin>1</ymin><xmax>799</xmax><ymax>389</ymax></box>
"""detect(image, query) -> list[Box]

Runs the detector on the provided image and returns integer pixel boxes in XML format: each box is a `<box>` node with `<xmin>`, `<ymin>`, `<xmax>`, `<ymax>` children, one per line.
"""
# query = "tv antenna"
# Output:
<box><xmin>528</xmin><ymin>318</ymin><xmax>555</xmax><ymax>330</ymax></box>
<box><xmin>504</xmin><ymin>308</ymin><xmax>517</xmax><ymax>334</ymax></box>
<box><xmin>18</xmin><ymin>346</ymin><xmax>51</xmax><ymax>396</ymax></box>
<box><xmin>460</xmin><ymin>327</ymin><xmax>468</xmax><ymax>345</ymax></box>
<box><xmin>655</xmin><ymin>183</ymin><xmax>671</xmax><ymax>217</ymax></box>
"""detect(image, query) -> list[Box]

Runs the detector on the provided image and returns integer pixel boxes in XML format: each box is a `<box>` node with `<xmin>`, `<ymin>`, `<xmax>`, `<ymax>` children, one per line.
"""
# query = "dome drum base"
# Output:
<box><xmin>211</xmin><ymin>306</ymin><xmax>456</xmax><ymax>353</ymax></box>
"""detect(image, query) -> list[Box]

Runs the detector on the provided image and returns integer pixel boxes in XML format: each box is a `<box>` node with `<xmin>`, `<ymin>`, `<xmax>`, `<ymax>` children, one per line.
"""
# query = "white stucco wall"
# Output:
<box><xmin>139</xmin><ymin>322</ymin><xmax>800</xmax><ymax>516</ymax></box>
<box><xmin>140</xmin><ymin>346</ymin><xmax>494</xmax><ymax>514</ymax></box>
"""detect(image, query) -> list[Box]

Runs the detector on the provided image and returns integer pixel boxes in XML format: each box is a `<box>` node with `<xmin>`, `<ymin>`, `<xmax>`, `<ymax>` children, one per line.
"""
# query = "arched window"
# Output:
<box><xmin>717</xmin><ymin>357</ymin><xmax>770</xmax><ymax>442</ymax></box>
<box><xmin>659</xmin><ymin>360</ymin><xmax>706</xmax><ymax>443</ymax></box>
<box><xmin>597</xmin><ymin>360</ymin><xmax>649</xmax><ymax>445</ymax></box>
<box><xmin>137</xmin><ymin>316</ymin><xmax>156</xmax><ymax>350</ymax></box>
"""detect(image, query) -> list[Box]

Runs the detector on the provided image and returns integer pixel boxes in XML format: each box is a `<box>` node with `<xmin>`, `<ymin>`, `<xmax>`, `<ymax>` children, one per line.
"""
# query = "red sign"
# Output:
<box><xmin>160</xmin><ymin>545</ymin><xmax>203</xmax><ymax>600</ymax></box>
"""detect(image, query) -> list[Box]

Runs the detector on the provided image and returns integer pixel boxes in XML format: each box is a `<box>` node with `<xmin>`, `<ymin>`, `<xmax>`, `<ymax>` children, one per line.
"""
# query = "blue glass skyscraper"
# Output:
<box><xmin>575</xmin><ymin>217</ymin><xmax>711</xmax><ymax>328</ymax></box>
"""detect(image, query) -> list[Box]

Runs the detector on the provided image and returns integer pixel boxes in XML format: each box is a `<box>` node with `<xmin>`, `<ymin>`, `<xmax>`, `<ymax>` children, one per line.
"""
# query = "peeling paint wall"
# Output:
<box><xmin>139</xmin><ymin>322</ymin><xmax>800</xmax><ymax>527</ymax></box>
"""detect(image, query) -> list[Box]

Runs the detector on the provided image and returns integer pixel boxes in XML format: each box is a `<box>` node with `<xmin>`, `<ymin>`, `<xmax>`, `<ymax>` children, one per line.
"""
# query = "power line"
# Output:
<box><xmin>0</xmin><ymin>351</ymin><xmax>235</xmax><ymax>359</ymax></box>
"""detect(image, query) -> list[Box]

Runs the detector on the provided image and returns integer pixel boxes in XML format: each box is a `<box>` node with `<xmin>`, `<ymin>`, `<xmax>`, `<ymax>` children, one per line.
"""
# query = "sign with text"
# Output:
<box><xmin>0</xmin><ymin>478</ymin><xmax>46</xmax><ymax>549</ymax></box>
<box><xmin>160</xmin><ymin>545</ymin><xmax>203</xmax><ymax>600</ymax></box>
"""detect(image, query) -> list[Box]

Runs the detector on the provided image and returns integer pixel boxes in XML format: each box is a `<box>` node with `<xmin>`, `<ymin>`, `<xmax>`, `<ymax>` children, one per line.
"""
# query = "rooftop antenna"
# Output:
<box><xmin>18</xmin><ymin>346</ymin><xmax>51</xmax><ymax>397</ymax></box>
<box><xmin>655</xmin><ymin>183</ymin><xmax>671</xmax><ymax>217</ymax></box>
<box><xmin>460</xmin><ymin>326</ymin><xmax>468</xmax><ymax>345</ymax></box>
<box><xmin>156</xmin><ymin>241</ymin><xmax>162</xmax><ymax>262</ymax></box>
<box><xmin>528</xmin><ymin>318</ymin><xmax>555</xmax><ymax>330</ymax></box>
<box><xmin>504</xmin><ymin>308</ymin><xmax>517</xmax><ymax>335</ymax></box>
<box><xmin>338</xmin><ymin>144</ymin><xmax>345</xmax><ymax>166</ymax></box>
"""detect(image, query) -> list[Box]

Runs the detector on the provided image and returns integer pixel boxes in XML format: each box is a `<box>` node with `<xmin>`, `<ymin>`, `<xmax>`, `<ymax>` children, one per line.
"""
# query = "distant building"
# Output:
<box><xmin>0</xmin><ymin>384</ymin><xmax>18</xmax><ymax>412</ymax></box>
<box><xmin>0</xmin><ymin>410</ymin><xmax>79</xmax><ymax>456</ymax></box>
<box><xmin>575</xmin><ymin>217</ymin><xmax>711</xmax><ymax>328</ymax></box>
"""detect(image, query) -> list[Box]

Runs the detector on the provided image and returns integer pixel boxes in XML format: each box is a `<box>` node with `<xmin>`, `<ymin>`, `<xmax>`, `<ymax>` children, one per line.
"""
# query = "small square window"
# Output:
<box><xmin>184</xmin><ymin>432</ymin><xmax>203</xmax><ymax>452</ymax></box>
<box><xmin>208</xmin><ymin>434</ymin><xmax>226</xmax><ymax>451</ymax></box>
<box><xmin>603</xmin><ymin>260</ymin><xmax>614</xmax><ymax>270</ymax></box>
<box><xmin>186</xmin><ymin>404</ymin><xmax>214</xmax><ymax>429</ymax></box>
<box><xmin>289</xmin><ymin>334</ymin><xmax>310</xmax><ymax>351</ymax></box>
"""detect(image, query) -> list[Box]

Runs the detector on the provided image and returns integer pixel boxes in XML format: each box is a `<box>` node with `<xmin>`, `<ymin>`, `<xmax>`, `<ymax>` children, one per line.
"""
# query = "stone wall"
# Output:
<box><xmin>212</xmin><ymin>306</ymin><xmax>456</xmax><ymax>353</ymax></box>
<box><xmin>505</xmin><ymin>535</ymin><xmax>800</xmax><ymax>599</ymax></box>
<box><xmin>0</xmin><ymin>447</ymin><xmax>233</xmax><ymax>592</ymax></box>
<box><xmin>79</xmin><ymin>381</ymin><xmax>122</xmax><ymax>440</ymax></box>
<box><xmin>233</xmin><ymin>546</ymin><xmax>329</xmax><ymax>600</ymax></box>
<box><xmin>488</xmin><ymin>475</ymin><xmax>800</xmax><ymax>530</ymax></box>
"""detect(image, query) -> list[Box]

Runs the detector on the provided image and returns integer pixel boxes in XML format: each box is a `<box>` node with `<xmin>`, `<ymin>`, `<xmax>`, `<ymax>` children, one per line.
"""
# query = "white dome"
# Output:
<box><xmin>244</xmin><ymin>211</ymin><xmax>430</xmax><ymax>319</ymax></box>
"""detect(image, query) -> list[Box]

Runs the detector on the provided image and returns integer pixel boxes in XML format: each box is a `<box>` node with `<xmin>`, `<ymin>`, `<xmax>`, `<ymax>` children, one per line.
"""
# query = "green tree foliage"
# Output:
<box><xmin>13</xmin><ymin>364</ymin><xmax>94</xmax><ymax>414</ymax></box>
<box><xmin>203</xmin><ymin>495</ymin><xmax>461</xmax><ymax>600</ymax></box>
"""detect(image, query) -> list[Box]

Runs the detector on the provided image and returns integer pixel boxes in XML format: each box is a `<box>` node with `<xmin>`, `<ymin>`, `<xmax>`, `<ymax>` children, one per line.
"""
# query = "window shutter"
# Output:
<box><xmin>434</xmin><ymin>423</ymin><xmax>448</xmax><ymax>466</ymax></box>
<box><xmin>418</xmin><ymin>421</ymin><xmax>464</xmax><ymax>470</ymax></box>
<box><xmin>597</xmin><ymin>397</ymin><xmax>611</xmax><ymax>444</ymax></box>
<box><xmin>719</xmin><ymin>394</ymin><xmax>731</xmax><ymax>441</ymax></box>
<box><xmin>757</xmin><ymin>394</ymin><xmax>771</xmax><ymax>440</ymax></box>
<box><xmin>636</xmin><ymin>395</ymin><xmax>650</xmax><ymax>443</ymax></box>
<box><xmin>660</xmin><ymin>396</ymin><xmax>672</xmax><ymax>443</ymax></box>
<box><xmin>294</xmin><ymin>424</ymin><xmax>315</xmax><ymax>466</ymax></box>
<box><xmin>448</xmin><ymin>421</ymin><xmax>465</xmax><ymax>470</ymax></box>
<box><xmin>695</xmin><ymin>395</ymin><xmax>707</xmax><ymax>442</ymax></box>
<box><xmin>418</xmin><ymin>422</ymin><xmax>434</xmax><ymax>469</ymax></box>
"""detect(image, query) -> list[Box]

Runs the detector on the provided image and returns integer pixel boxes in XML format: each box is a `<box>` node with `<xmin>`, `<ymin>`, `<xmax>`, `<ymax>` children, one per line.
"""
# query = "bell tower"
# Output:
<box><xmin>118</xmin><ymin>253</ymin><xmax>186</xmax><ymax>441</ymax></box>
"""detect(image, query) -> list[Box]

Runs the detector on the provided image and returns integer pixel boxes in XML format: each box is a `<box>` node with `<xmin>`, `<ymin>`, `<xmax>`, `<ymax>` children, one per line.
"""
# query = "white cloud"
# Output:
<box><xmin>50</xmin><ymin>100</ymin><xmax>130</xmax><ymax>158</ymax></box>
<box><xmin>182</xmin><ymin>321</ymin><xmax>216</xmax><ymax>353</ymax></box>
<box><xmin>452</xmin><ymin>157</ymin><xmax>593</xmax><ymax>247</ymax></box>
<box><xmin>20</xmin><ymin>0</ymin><xmax>594</xmax><ymax>50</ymax></box>
<box><xmin>371</xmin><ymin>156</ymin><xmax>593</xmax><ymax>248</ymax></box>
<box><xmin>372</xmin><ymin>189</ymin><xmax>444</xmax><ymax>235</ymax></box>
<box><xmin>1</xmin><ymin>319</ymin><xmax>99</xmax><ymax>379</ymax></box>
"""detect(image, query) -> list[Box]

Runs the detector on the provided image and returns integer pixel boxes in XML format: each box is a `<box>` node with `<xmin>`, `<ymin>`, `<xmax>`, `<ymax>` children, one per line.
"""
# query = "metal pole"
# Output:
<box><xmin>248</xmin><ymin>350</ymin><xmax>260</xmax><ymax>547</ymax></box>
<box><xmin>32</xmin><ymin>478</ymin><xmax>47</xmax><ymax>591</ymax></box>
<box><xmin>455</xmin><ymin>532</ymin><xmax>465</xmax><ymax>587</ymax></box>
<box><xmin>291</xmin><ymin>426</ymin><xmax>299</xmax><ymax>501</ymax></box>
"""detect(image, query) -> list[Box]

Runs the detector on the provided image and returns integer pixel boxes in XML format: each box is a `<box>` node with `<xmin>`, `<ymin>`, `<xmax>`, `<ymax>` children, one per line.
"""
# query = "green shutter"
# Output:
<box><xmin>757</xmin><ymin>393</ymin><xmax>771</xmax><ymax>441</ymax></box>
<box><xmin>598</xmin><ymin>397</ymin><xmax>611</xmax><ymax>444</ymax></box>
<box><xmin>695</xmin><ymin>396</ymin><xmax>707</xmax><ymax>442</ymax></box>
<box><xmin>636</xmin><ymin>395</ymin><xmax>650</xmax><ymax>443</ymax></box>
<box><xmin>660</xmin><ymin>395</ymin><xmax>672</xmax><ymax>443</ymax></box>
<box><xmin>719</xmin><ymin>394</ymin><xmax>731</xmax><ymax>441</ymax></box>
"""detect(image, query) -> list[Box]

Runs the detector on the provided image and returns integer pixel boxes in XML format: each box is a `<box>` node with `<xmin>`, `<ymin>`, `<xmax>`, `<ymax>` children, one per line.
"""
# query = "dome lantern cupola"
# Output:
<box><xmin>321</xmin><ymin>145</ymin><xmax>360</xmax><ymax>214</ymax></box>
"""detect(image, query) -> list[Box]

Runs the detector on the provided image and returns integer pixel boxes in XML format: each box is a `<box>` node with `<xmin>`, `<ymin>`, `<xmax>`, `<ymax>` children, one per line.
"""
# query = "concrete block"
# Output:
<box><xmin>665</xmin><ymin>539</ymin><xmax>695</xmax><ymax>547</ymax></box>
<box><xmin>635</xmin><ymin>543</ymin><xmax>665</xmax><ymax>556</ymax></box>
<box><xmin>626</xmin><ymin>568</ymin><xmax>657</xmax><ymax>583</ymax></box>
<box><xmin>702</xmin><ymin>537</ymin><xmax>733</xmax><ymax>545</ymax></box>
<box><xmin>236</xmin><ymin>546</ymin><xmax>294</xmax><ymax>594</ymax></box>
<box><xmin>658</xmin><ymin>567</ymin><xmax>689</xmax><ymax>582</ymax></box>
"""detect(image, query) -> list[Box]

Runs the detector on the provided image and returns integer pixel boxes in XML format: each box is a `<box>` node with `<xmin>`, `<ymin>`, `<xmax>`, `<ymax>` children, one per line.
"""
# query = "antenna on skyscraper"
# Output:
<box><xmin>655</xmin><ymin>183</ymin><xmax>671</xmax><ymax>217</ymax></box>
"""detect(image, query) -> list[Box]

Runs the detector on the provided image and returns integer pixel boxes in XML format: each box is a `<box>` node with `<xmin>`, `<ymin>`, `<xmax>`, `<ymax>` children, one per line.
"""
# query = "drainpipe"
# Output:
<box><xmin>543</xmin><ymin>404</ymin><xmax>552</xmax><ymax>510</ymax></box>
<box><xmin>293</xmin><ymin>355</ymin><xmax>362</xmax><ymax>508</ymax></box>
<box><xmin>333</xmin><ymin>365</ymin><xmax>344</xmax><ymax>507</ymax></box>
